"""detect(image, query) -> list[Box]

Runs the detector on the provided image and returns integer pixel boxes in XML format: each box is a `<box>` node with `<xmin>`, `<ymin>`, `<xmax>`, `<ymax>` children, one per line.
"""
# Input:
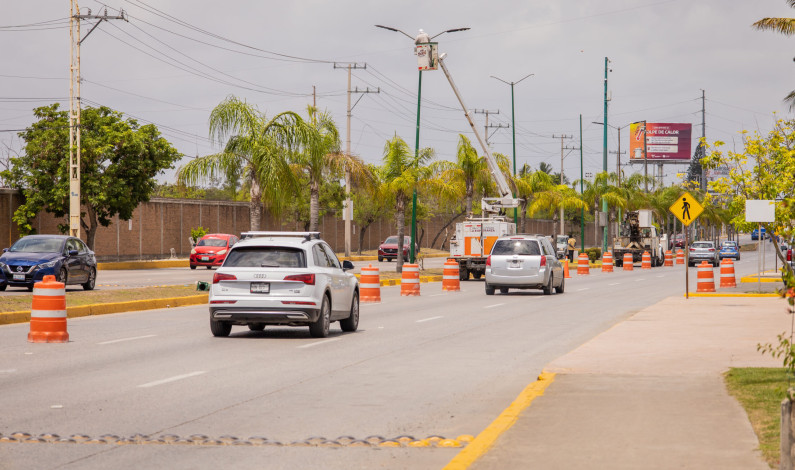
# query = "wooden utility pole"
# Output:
<box><xmin>333</xmin><ymin>63</ymin><xmax>378</xmax><ymax>256</ymax></box>
<box><xmin>69</xmin><ymin>1</ymin><xmax>126</xmax><ymax>237</ymax></box>
<box><xmin>473</xmin><ymin>109</ymin><xmax>507</xmax><ymax>146</ymax></box>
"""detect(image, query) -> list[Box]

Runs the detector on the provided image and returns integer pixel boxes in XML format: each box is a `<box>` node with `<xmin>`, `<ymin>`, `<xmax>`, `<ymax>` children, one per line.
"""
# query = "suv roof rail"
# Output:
<box><xmin>241</xmin><ymin>231</ymin><xmax>321</xmax><ymax>242</ymax></box>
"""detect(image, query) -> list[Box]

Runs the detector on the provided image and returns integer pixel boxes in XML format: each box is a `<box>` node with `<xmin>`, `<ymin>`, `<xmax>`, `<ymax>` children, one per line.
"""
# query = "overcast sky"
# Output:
<box><xmin>1</xmin><ymin>0</ymin><xmax>793</xmax><ymax>187</ymax></box>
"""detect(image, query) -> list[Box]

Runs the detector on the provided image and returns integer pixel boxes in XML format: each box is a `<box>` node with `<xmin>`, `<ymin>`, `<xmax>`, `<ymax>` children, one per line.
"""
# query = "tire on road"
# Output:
<box><xmin>340</xmin><ymin>291</ymin><xmax>359</xmax><ymax>332</ymax></box>
<box><xmin>309</xmin><ymin>294</ymin><xmax>331</xmax><ymax>338</ymax></box>
<box><xmin>211</xmin><ymin>317</ymin><xmax>232</xmax><ymax>337</ymax></box>
<box><xmin>82</xmin><ymin>268</ymin><xmax>96</xmax><ymax>291</ymax></box>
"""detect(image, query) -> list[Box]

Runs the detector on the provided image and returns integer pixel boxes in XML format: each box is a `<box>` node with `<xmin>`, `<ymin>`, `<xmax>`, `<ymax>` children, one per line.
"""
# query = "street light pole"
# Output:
<box><xmin>601</xmin><ymin>57</ymin><xmax>609</xmax><ymax>254</ymax></box>
<box><xmin>491</xmin><ymin>73</ymin><xmax>533</xmax><ymax>226</ymax></box>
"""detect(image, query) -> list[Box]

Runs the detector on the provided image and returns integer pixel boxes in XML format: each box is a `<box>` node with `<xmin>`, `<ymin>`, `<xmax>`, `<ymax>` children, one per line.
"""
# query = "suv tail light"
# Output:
<box><xmin>788</xmin><ymin>249</ymin><xmax>792</xmax><ymax>262</ymax></box>
<box><xmin>708</xmin><ymin>248</ymin><xmax>714</xmax><ymax>252</ymax></box>
<box><xmin>540</xmin><ymin>255</ymin><xmax>546</xmax><ymax>267</ymax></box>
<box><xmin>486</xmin><ymin>255</ymin><xmax>491</xmax><ymax>266</ymax></box>
<box><xmin>284</xmin><ymin>273</ymin><xmax>315</xmax><ymax>285</ymax></box>
<box><xmin>213</xmin><ymin>272</ymin><xmax>237</xmax><ymax>284</ymax></box>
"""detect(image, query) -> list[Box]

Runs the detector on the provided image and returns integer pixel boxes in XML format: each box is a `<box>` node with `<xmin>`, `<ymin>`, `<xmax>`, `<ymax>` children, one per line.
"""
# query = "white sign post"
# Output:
<box><xmin>746</xmin><ymin>200</ymin><xmax>776</xmax><ymax>292</ymax></box>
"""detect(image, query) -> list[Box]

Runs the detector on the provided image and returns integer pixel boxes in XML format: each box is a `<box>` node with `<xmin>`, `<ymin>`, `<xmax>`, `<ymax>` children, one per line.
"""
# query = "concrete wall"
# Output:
<box><xmin>1</xmin><ymin>189</ymin><xmax>599</xmax><ymax>260</ymax></box>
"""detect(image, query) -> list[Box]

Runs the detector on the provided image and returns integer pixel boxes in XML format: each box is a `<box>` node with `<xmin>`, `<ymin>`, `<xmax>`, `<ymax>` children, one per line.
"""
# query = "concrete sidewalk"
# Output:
<box><xmin>472</xmin><ymin>296</ymin><xmax>791</xmax><ymax>469</ymax></box>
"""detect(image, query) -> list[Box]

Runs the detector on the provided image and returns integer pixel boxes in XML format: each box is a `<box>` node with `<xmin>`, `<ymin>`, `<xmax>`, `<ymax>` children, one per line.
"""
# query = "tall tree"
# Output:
<box><xmin>753</xmin><ymin>0</ymin><xmax>795</xmax><ymax>107</ymax></box>
<box><xmin>2</xmin><ymin>104</ymin><xmax>181</xmax><ymax>249</ymax></box>
<box><xmin>177</xmin><ymin>96</ymin><xmax>300</xmax><ymax>231</ymax></box>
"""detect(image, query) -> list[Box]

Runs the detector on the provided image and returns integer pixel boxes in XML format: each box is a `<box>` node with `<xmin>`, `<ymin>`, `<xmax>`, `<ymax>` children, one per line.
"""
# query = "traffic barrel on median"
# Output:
<box><xmin>664</xmin><ymin>250</ymin><xmax>673</xmax><ymax>267</ymax></box>
<box><xmin>360</xmin><ymin>264</ymin><xmax>381</xmax><ymax>303</ymax></box>
<box><xmin>623</xmin><ymin>253</ymin><xmax>634</xmax><ymax>271</ymax></box>
<box><xmin>577</xmin><ymin>253</ymin><xmax>590</xmax><ymax>275</ymax></box>
<box><xmin>400</xmin><ymin>263</ymin><xmax>420</xmax><ymax>296</ymax></box>
<box><xmin>697</xmin><ymin>261</ymin><xmax>716</xmax><ymax>292</ymax></box>
<box><xmin>719</xmin><ymin>258</ymin><xmax>737</xmax><ymax>288</ymax></box>
<box><xmin>601</xmin><ymin>251</ymin><xmax>613</xmax><ymax>273</ymax></box>
<box><xmin>676</xmin><ymin>249</ymin><xmax>685</xmax><ymax>265</ymax></box>
<box><xmin>28</xmin><ymin>275</ymin><xmax>69</xmax><ymax>343</ymax></box>
<box><xmin>641</xmin><ymin>251</ymin><xmax>652</xmax><ymax>270</ymax></box>
<box><xmin>442</xmin><ymin>259</ymin><xmax>461</xmax><ymax>292</ymax></box>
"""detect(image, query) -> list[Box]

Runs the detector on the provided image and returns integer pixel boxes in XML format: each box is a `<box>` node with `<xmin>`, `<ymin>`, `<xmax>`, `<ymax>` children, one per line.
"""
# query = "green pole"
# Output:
<box><xmin>579</xmin><ymin>114</ymin><xmax>584</xmax><ymax>250</ymax></box>
<box><xmin>601</xmin><ymin>57</ymin><xmax>609</xmax><ymax>254</ymax></box>
<box><xmin>410</xmin><ymin>70</ymin><xmax>422</xmax><ymax>264</ymax></box>
<box><xmin>511</xmin><ymin>83</ymin><xmax>517</xmax><ymax>226</ymax></box>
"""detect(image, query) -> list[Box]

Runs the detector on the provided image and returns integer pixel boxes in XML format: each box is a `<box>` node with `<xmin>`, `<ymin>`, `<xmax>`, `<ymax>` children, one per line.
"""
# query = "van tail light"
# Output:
<box><xmin>788</xmin><ymin>249</ymin><xmax>792</xmax><ymax>262</ymax></box>
<box><xmin>213</xmin><ymin>272</ymin><xmax>237</xmax><ymax>284</ymax></box>
<box><xmin>540</xmin><ymin>255</ymin><xmax>546</xmax><ymax>267</ymax></box>
<box><xmin>689</xmin><ymin>247</ymin><xmax>695</xmax><ymax>251</ymax></box>
<box><xmin>284</xmin><ymin>273</ymin><xmax>315</xmax><ymax>285</ymax></box>
<box><xmin>708</xmin><ymin>248</ymin><xmax>715</xmax><ymax>252</ymax></box>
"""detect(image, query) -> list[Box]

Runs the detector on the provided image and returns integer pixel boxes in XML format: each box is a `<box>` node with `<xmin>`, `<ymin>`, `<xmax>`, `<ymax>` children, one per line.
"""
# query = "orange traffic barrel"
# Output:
<box><xmin>623</xmin><ymin>253</ymin><xmax>634</xmax><ymax>271</ymax></box>
<box><xmin>400</xmin><ymin>263</ymin><xmax>420</xmax><ymax>296</ymax></box>
<box><xmin>577</xmin><ymin>253</ymin><xmax>590</xmax><ymax>275</ymax></box>
<box><xmin>719</xmin><ymin>258</ymin><xmax>737</xmax><ymax>288</ymax></box>
<box><xmin>602</xmin><ymin>251</ymin><xmax>613</xmax><ymax>273</ymax></box>
<box><xmin>563</xmin><ymin>259</ymin><xmax>572</xmax><ymax>279</ymax></box>
<box><xmin>360</xmin><ymin>264</ymin><xmax>381</xmax><ymax>302</ymax></box>
<box><xmin>664</xmin><ymin>250</ymin><xmax>673</xmax><ymax>267</ymax></box>
<box><xmin>676</xmin><ymin>249</ymin><xmax>685</xmax><ymax>265</ymax></box>
<box><xmin>28</xmin><ymin>275</ymin><xmax>69</xmax><ymax>343</ymax></box>
<box><xmin>696</xmin><ymin>261</ymin><xmax>716</xmax><ymax>292</ymax></box>
<box><xmin>641</xmin><ymin>251</ymin><xmax>652</xmax><ymax>270</ymax></box>
<box><xmin>442</xmin><ymin>259</ymin><xmax>461</xmax><ymax>292</ymax></box>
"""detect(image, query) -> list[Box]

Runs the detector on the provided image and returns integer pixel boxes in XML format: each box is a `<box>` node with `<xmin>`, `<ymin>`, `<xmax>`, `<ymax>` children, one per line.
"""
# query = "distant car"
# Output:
<box><xmin>671</xmin><ymin>234</ymin><xmax>686</xmax><ymax>249</ymax></box>
<box><xmin>377</xmin><ymin>236</ymin><xmax>417</xmax><ymax>262</ymax></box>
<box><xmin>0</xmin><ymin>235</ymin><xmax>97</xmax><ymax>291</ymax></box>
<box><xmin>190</xmin><ymin>233</ymin><xmax>239</xmax><ymax>269</ymax></box>
<box><xmin>787</xmin><ymin>245</ymin><xmax>793</xmax><ymax>271</ymax></box>
<box><xmin>718</xmin><ymin>241</ymin><xmax>740</xmax><ymax>261</ymax></box>
<box><xmin>751</xmin><ymin>228</ymin><xmax>767</xmax><ymax>240</ymax></box>
<box><xmin>555</xmin><ymin>235</ymin><xmax>569</xmax><ymax>259</ymax></box>
<box><xmin>484</xmin><ymin>234</ymin><xmax>565</xmax><ymax>295</ymax></box>
<box><xmin>688</xmin><ymin>241</ymin><xmax>719</xmax><ymax>267</ymax></box>
<box><xmin>208</xmin><ymin>231</ymin><xmax>359</xmax><ymax>338</ymax></box>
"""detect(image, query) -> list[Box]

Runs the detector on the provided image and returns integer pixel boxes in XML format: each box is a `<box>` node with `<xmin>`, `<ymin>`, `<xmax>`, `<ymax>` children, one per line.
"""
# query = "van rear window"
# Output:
<box><xmin>491</xmin><ymin>240</ymin><xmax>541</xmax><ymax>256</ymax></box>
<box><xmin>224</xmin><ymin>247</ymin><xmax>306</xmax><ymax>268</ymax></box>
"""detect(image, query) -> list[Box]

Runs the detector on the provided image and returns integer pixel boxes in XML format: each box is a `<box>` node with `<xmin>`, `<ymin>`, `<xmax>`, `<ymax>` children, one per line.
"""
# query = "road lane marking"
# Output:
<box><xmin>576</xmin><ymin>288</ymin><xmax>589</xmax><ymax>292</ymax></box>
<box><xmin>635</xmin><ymin>278</ymin><xmax>646</xmax><ymax>282</ymax></box>
<box><xmin>427</xmin><ymin>293</ymin><xmax>446</xmax><ymax>297</ymax></box>
<box><xmin>98</xmin><ymin>335</ymin><xmax>157</xmax><ymax>345</ymax></box>
<box><xmin>416</xmin><ymin>316</ymin><xmax>443</xmax><ymax>323</ymax></box>
<box><xmin>608</xmin><ymin>282</ymin><xmax>621</xmax><ymax>286</ymax></box>
<box><xmin>484</xmin><ymin>303</ymin><xmax>505</xmax><ymax>309</ymax></box>
<box><xmin>0</xmin><ymin>369</ymin><xmax>17</xmax><ymax>373</ymax></box>
<box><xmin>138</xmin><ymin>371</ymin><xmax>206</xmax><ymax>388</ymax></box>
<box><xmin>298</xmin><ymin>338</ymin><xmax>341</xmax><ymax>349</ymax></box>
<box><xmin>656</xmin><ymin>275</ymin><xmax>665</xmax><ymax>278</ymax></box>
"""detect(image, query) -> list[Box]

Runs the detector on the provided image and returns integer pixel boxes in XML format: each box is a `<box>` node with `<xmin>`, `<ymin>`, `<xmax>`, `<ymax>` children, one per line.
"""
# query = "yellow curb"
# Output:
<box><xmin>98</xmin><ymin>260</ymin><xmax>189</xmax><ymax>270</ymax></box>
<box><xmin>686</xmin><ymin>292</ymin><xmax>780</xmax><ymax>298</ymax></box>
<box><xmin>740</xmin><ymin>277</ymin><xmax>781</xmax><ymax>283</ymax></box>
<box><xmin>0</xmin><ymin>294</ymin><xmax>208</xmax><ymax>326</ymax></box>
<box><xmin>442</xmin><ymin>372</ymin><xmax>556</xmax><ymax>470</ymax></box>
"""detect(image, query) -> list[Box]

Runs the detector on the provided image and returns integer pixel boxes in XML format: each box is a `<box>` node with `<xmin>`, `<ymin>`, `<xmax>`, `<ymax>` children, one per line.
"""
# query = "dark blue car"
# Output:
<box><xmin>719</xmin><ymin>240</ymin><xmax>740</xmax><ymax>261</ymax></box>
<box><xmin>0</xmin><ymin>235</ymin><xmax>97</xmax><ymax>291</ymax></box>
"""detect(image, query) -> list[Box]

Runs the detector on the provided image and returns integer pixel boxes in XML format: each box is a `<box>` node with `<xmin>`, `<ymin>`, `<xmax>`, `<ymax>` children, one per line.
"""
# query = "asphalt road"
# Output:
<box><xmin>0</xmin><ymin>248</ymin><xmax>774</xmax><ymax>469</ymax></box>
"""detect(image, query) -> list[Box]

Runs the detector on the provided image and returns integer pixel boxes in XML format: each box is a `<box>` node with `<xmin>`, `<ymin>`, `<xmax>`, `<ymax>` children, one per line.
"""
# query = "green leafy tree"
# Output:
<box><xmin>1</xmin><ymin>104</ymin><xmax>181</xmax><ymax>249</ymax></box>
<box><xmin>753</xmin><ymin>0</ymin><xmax>795</xmax><ymax>107</ymax></box>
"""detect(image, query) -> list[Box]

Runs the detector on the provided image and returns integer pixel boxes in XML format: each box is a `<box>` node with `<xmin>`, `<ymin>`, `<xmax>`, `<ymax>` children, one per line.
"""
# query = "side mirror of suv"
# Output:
<box><xmin>342</xmin><ymin>260</ymin><xmax>354</xmax><ymax>271</ymax></box>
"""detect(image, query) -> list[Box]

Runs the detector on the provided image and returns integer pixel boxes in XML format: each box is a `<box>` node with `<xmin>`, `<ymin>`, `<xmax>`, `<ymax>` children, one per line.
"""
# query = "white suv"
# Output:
<box><xmin>208</xmin><ymin>232</ymin><xmax>359</xmax><ymax>338</ymax></box>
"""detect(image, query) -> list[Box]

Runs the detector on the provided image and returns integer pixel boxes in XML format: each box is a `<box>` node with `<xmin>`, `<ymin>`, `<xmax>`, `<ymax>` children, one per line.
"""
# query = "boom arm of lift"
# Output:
<box><xmin>437</xmin><ymin>52</ymin><xmax>522</xmax><ymax>214</ymax></box>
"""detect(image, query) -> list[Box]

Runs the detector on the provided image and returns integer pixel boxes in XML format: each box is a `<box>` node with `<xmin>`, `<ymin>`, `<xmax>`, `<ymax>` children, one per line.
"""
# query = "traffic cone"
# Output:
<box><xmin>697</xmin><ymin>261</ymin><xmax>716</xmax><ymax>292</ymax></box>
<box><xmin>602</xmin><ymin>251</ymin><xmax>613</xmax><ymax>273</ymax></box>
<box><xmin>719</xmin><ymin>259</ymin><xmax>737</xmax><ymax>288</ymax></box>
<box><xmin>400</xmin><ymin>264</ymin><xmax>420</xmax><ymax>296</ymax></box>
<box><xmin>664</xmin><ymin>250</ymin><xmax>673</xmax><ymax>267</ymax></box>
<box><xmin>28</xmin><ymin>275</ymin><xmax>69</xmax><ymax>343</ymax></box>
<box><xmin>623</xmin><ymin>253</ymin><xmax>634</xmax><ymax>271</ymax></box>
<box><xmin>641</xmin><ymin>251</ymin><xmax>652</xmax><ymax>270</ymax></box>
<box><xmin>676</xmin><ymin>249</ymin><xmax>685</xmax><ymax>265</ymax></box>
<box><xmin>442</xmin><ymin>259</ymin><xmax>461</xmax><ymax>292</ymax></box>
<box><xmin>563</xmin><ymin>259</ymin><xmax>572</xmax><ymax>279</ymax></box>
<box><xmin>577</xmin><ymin>253</ymin><xmax>590</xmax><ymax>275</ymax></box>
<box><xmin>360</xmin><ymin>264</ymin><xmax>381</xmax><ymax>302</ymax></box>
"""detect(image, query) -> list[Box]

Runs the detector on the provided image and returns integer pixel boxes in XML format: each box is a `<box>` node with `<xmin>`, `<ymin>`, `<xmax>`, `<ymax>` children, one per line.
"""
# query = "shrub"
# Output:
<box><xmin>585</xmin><ymin>247</ymin><xmax>602</xmax><ymax>262</ymax></box>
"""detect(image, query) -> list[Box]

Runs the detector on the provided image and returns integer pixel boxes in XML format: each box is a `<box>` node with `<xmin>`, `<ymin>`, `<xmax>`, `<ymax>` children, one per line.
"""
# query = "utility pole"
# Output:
<box><xmin>473</xmin><ymin>109</ymin><xmax>507</xmax><ymax>146</ymax></box>
<box><xmin>579</xmin><ymin>115</ymin><xmax>584</xmax><ymax>250</ymax></box>
<box><xmin>334</xmin><ymin>62</ymin><xmax>378</xmax><ymax>257</ymax></box>
<box><xmin>700</xmin><ymin>89</ymin><xmax>706</xmax><ymax>191</ymax></box>
<box><xmin>69</xmin><ymin>2</ymin><xmax>126</xmax><ymax>238</ymax></box>
<box><xmin>552</xmin><ymin>134</ymin><xmax>574</xmax><ymax>236</ymax></box>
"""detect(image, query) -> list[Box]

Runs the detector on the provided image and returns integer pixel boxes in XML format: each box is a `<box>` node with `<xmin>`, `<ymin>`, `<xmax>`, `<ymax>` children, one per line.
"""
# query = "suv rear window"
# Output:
<box><xmin>491</xmin><ymin>239</ymin><xmax>541</xmax><ymax>256</ymax></box>
<box><xmin>224</xmin><ymin>247</ymin><xmax>306</xmax><ymax>268</ymax></box>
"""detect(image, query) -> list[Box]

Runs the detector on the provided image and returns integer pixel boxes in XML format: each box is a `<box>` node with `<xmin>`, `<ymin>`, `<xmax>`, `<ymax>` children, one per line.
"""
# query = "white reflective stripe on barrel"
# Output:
<box><xmin>32</xmin><ymin>288</ymin><xmax>65</xmax><ymax>296</ymax></box>
<box><xmin>360</xmin><ymin>283</ymin><xmax>381</xmax><ymax>289</ymax></box>
<box><xmin>402</xmin><ymin>278</ymin><xmax>419</xmax><ymax>284</ymax></box>
<box><xmin>443</xmin><ymin>275</ymin><xmax>458</xmax><ymax>280</ymax></box>
<box><xmin>30</xmin><ymin>309</ymin><xmax>67</xmax><ymax>318</ymax></box>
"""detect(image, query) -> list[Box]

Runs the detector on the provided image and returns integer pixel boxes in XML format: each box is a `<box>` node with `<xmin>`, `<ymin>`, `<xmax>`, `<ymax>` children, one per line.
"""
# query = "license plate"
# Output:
<box><xmin>250</xmin><ymin>282</ymin><xmax>270</xmax><ymax>294</ymax></box>
<box><xmin>201</xmin><ymin>256</ymin><xmax>209</xmax><ymax>261</ymax></box>
<box><xmin>13</xmin><ymin>274</ymin><xmax>25</xmax><ymax>281</ymax></box>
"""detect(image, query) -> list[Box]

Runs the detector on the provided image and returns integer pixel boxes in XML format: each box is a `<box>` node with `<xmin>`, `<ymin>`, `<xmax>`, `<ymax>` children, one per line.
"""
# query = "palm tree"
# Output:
<box><xmin>513</xmin><ymin>167</ymin><xmax>554</xmax><ymax>233</ymax></box>
<box><xmin>432</xmin><ymin>135</ymin><xmax>491</xmax><ymax>215</ymax></box>
<box><xmin>177</xmin><ymin>96</ymin><xmax>300</xmax><ymax>231</ymax></box>
<box><xmin>380</xmin><ymin>134</ymin><xmax>434</xmax><ymax>272</ymax></box>
<box><xmin>753</xmin><ymin>1</ymin><xmax>795</xmax><ymax>106</ymax></box>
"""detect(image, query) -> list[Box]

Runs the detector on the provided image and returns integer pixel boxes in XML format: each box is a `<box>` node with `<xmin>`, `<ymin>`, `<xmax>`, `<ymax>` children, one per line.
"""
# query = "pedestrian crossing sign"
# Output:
<box><xmin>669</xmin><ymin>192</ymin><xmax>703</xmax><ymax>226</ymax></box>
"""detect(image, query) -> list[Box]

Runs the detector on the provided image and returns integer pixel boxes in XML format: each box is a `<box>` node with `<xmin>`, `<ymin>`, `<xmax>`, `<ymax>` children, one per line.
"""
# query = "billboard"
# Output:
<box><xmin>628</xmin><ymin>122</ymin><xmax>692</xmax><ymax>162</ymax></box>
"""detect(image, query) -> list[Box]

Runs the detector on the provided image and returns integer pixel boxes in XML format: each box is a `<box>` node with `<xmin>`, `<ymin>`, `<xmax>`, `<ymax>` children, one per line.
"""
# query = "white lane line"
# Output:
<box><xmin>635</xmin><ymin>278</ymin><xmax>646</xmax><ymax>282</ymax></box>
<box><xmin>608</xmin><ymin>282</ymin><xmax>621</xmax><ymax>286</ymax></box>
<box><xmin>416</xmin><ymin>316</ymin><xmax>443</xmax><ymax>323</ymax></box>
<box><xmin>576</xmin><ymin>288</ymin><xmax>590</xmax><ymax>292</ymax></box>
<box><xmin>427</xmin><ymin>293</ymin><xmax>446</xmax><ymax>297</ymax></box>
<box><xmin>138</xmin><ymin>371</ymin><xmax>206</xmax><ymax>389</ymax></box>
<box><xmin>656</xmin><ymin>275</ymin><xmax>665</xmax><ymax>278</ymax></box>
<box><xmin>484</xmin><ymin>303</ymin><xmax>505</xmax><ymax>309</ymax></box>
<box><xmin>0</xmin><ymin>369</ymin><xmax>17</xmax><ymax>373</ymax></box>
<box><xmin>298</xmin><ymin>338</ymin><xmax>342</xmax><ymax>349</ymax></box>
<box><xmin>98</xmin><ymin>334</ymin><xmax>157</xmax><ymax>345</ymax></box>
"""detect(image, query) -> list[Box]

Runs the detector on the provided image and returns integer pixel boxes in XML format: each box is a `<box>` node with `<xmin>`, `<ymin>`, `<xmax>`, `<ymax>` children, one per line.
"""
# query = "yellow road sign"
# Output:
<box><xmin>669</xmin><ymin>192</ymin><xmax>703</xmax><ymax>226</ymax></box>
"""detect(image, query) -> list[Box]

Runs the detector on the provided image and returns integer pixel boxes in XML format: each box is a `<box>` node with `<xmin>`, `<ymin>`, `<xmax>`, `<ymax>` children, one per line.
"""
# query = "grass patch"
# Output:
<box><xmin>0</xmin><ymin>285</ymin><xmax>199</xmax><ymax>313</ymax></box>
<box><xmin>724</xmin><ymin>367</ymin><xmax>792</xmax><ymax>468</ymax></box>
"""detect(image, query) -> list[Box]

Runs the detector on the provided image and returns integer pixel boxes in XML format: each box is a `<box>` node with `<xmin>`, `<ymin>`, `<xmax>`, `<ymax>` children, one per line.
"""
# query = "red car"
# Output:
<box><xmin>377</xmin><ymin>236</ymin><xmax>417</xmax><ymax>262</ymax></box>
<box><xmin>190</xmin><ymin>234</ymin><xmax>238</xmax><ymax>269</ymax></box>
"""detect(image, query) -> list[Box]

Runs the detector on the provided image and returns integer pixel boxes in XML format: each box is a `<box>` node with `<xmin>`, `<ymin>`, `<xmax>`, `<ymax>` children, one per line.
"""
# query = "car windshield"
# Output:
<box><xmin>692</xmin><ymin>242</ymin><xmax>713</xmax><ymax>249</ymax></box>
<box><xmin>224</xmin><ymin>247</ymin><xmax>306</xmax><ymax>268</ymax></box>
<box><xmin>198</xmin><ymin>238</ymin><xmax>227</xmax><ymax>247</ymax></box>
<box><xmin>556</xmin><ymin>235</ymin><xmax>568</xmax><ymax>244</ymax></box>
<box><xmin>9</xmin><ymin>237</ymin><xmax>63</xmax><ymax>253</ymax></box>
<box><xmin>721</xmin><ymin>242</ymin><xmax>737</xmax><ymax>248</ymax></box>
<box><xmin>384</xmin><ymin>236</ymin><xmax>409</xmax><ymax>245</ymax></box>
<box><xmin>491</xmin><ymin>239</ymin><xmax>541</xmax><ymax>256</ymax></box>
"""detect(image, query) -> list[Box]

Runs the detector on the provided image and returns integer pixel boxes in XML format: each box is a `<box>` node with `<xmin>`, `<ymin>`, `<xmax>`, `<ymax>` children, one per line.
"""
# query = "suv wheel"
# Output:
<box><xmin>340</xmin><ymin>292</ymin><xmax>359</xmax><ymax>332</ymax></box>
<box><xmin>543</xmin><ymin>275</ymin><xmax>554</xmax><ymax>295</ymax></box>
<box><xmin>309</xmin><ymin>295</ymin><xmax>331</xmax><ymax>338</ymax></box>
<box><xmin>378</xmin><ymin>256</ymin><xmax>383</xmax><ymax>262</ymax></box>
<box><xmin>485</xmin><ymin>283</ymin><xmax>495</xmax><ymax>295</ymax></box>
<box><xmin>555</xmin><ymin>275</ymin><xmax>565</xmax><ymax>294</ymax></box>
<box><xmin>210</xmin><ymin>317</ymin><xmax>232</xmax><ymax>337</ymax></box>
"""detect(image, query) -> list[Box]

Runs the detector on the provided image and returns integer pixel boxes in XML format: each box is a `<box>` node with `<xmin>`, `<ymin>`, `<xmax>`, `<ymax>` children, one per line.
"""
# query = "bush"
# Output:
<box><xmin>190</xmin><ymin>226</ymin><xmax>208</xmax><ymax>246</ymax></box>
<box><xmin>584</xmin><ymin>247</ymin><xmax>602</xmax><ymax>262</ymax></box>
